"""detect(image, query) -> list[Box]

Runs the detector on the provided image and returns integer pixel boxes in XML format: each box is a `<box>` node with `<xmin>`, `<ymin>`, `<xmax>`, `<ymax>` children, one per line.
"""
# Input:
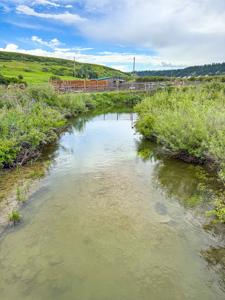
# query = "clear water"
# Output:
<box><xmin>0</xmin><ymin>113</ymin><xmax>224</xmax><ymax>300</ymax></box>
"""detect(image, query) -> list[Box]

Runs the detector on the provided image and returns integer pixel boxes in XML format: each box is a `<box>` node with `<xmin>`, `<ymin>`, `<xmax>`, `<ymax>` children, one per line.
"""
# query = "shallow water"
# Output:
<box><xmin>0</xmin><ymin>112</ymin><xmax>225</xmax><ymax>300</ymax></box>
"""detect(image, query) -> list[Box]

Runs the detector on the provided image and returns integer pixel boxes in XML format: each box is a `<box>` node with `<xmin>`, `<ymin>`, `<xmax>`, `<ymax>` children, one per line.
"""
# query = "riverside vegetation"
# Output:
<box><xmin>0</xmin><ymin>82</ymin><xmax>225</xmax><ymax>224</ymax></box>
<box><xmin>135</xmin><ymin>82</ymin><xmax>225</xmax><ymax>222</ymax></box>
<box><xmin>0</xmin><ymin>84</ymin><xmax>143</xmax><ymax>169</ymax></box>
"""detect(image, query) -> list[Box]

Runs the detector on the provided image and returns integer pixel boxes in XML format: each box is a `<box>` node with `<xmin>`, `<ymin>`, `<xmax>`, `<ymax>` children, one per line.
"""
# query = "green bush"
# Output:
<box><xmin>9</xmin><ymin>210</ymin><xmax>21</xmax><ymax>225</ymax></box>
<box><xmin>23</xmin><ymin>68</ymin><xmax>32</xmax><ymax>72</ymax></box>
<box><xmin>49</xmin><ymin>75</ymin><xmax>61</xmax><ymax>81</ymax></box>
<box><xmin>0</xmin><ymin>85</ymin><xmax>66</xmax><ymax>167</ymax></box>
<box><xmin>91</xmin><ymin>91</ymin><xmax>145</xmax><ymax>108</ymax></box>
<box><xmin>135</xmin><ymin>76</ymin><xmax>173</xmax><ymax>82</ymax></box>
<box><xmin>42</xmin><ymin>67</ymin><xmax>49</xmax><ymax>72</ymax></box>
<box><xmin>206</xmin><ymin>193</ymin><xmax>225</xmax><ymax>223</ymax></box>
<box><xmin>135</xmin><ymin>83</ymin><xmax>225</xmax><ymax>180</ymax></box>
<box><xmin>0</xmin><ymin>73</ymin><xmax>26</xmax><ymax>85</ymax></box>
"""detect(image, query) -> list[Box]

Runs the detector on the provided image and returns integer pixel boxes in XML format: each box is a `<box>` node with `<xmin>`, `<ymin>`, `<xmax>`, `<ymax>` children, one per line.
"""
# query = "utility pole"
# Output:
<box><xmin>133</xmin><ymin>57</ymin><xmax>136</xmax><ymax>75</ymax></box>
<box><xmin>73</xmin><ymin>57</ymin><xmax>76</xmax><ymax>77</ymax></box>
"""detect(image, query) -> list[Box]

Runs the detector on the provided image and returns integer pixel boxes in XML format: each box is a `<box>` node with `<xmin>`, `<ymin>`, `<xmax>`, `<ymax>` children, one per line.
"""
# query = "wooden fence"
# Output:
<box><xmin>50</xmin><ymin>79</ymin><xmax>187</xmax><ymax>93</ymax></box>
<box><xmin>50</xmin><ymin>79</ymin><xmax>110</xmax><ymax>92</ymax></box>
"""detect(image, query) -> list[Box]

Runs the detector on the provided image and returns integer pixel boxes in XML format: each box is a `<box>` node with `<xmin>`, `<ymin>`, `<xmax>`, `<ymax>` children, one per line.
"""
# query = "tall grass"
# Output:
<box><xmin>135</xmin><ymin>83</ymin><xmax>225</xmax><ymax>181</ymax></box>
<box><xmin>0</xmin><ymin>86</ymin><xmax>66</xmax><ymax>168</ymax></box>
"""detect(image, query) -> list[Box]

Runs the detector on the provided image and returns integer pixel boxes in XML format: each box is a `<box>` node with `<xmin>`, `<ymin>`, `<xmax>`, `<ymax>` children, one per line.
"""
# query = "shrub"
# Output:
<box><xmin>9</xmin><ymin>210</ymin><xmax>21</xmax><ymax>225</ymax></box>
<box><xmin>0</xmin><ymin>74</ymin><xmax>26</xmax><ymax>85</ymax></box>
<box><xmin>49</xmin><ymin>75</ymin><xmax>61</xmax><ymax>81</ymax></box>
<box><xmin>23</xmin><ymin>68</ymin><xmax>32</xmax><ymax>72</ymax></box>
<box><xmin>16</xmin><ymin>186</ymin><xmax>26</xmax><ymax>202</ymax></box>
<box><xmin>42</xmin><ymin>67</ymin><xmax>49</xmax><ymax>72</ymax></box>
<box><xmin>206</xmin><ymin>193</ymin><xmax>225</xmax><ymax>223</ymax></box>
<box><xmin>135</xmin><ymin>76</ymin><xmax>173</xmax><ymax>82</ymax></box>
<box><xmin>0</xmin><ymin>85</ymin><xmax>66</xmax><ymax>167</ymax></box>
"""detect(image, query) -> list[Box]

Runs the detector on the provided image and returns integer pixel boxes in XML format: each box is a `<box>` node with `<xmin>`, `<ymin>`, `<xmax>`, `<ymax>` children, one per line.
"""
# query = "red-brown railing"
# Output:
<box><xmin>50</xmin><ymin>79</ymin><xmax>110</xmax><ymax>92</ymax></box>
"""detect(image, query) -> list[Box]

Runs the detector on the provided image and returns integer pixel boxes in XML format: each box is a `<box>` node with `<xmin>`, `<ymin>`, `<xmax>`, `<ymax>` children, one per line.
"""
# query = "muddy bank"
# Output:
<box><xmin>0</xmin><ymin>161</ymin><xmax>51</xmax><ymax>234</ymax></box>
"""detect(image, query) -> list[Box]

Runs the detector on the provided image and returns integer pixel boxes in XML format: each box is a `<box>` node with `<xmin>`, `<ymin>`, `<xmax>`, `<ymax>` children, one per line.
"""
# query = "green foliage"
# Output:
<box><xmin>16</xmin><ymin>186</ymin><xmax>26</xmax><ymax>202</ymax></box>
<box><xmin>49</xmin><ymin>75</ymin><xmax>61</xmax><ymax>81</ymax></box>
<box><xmin>42</xmin><ymin>67</ymin><xmax>49</xmax><ymax>72</ymax></box>
<box><xmin>185</xmin><ymin>195</ymin><xmax>202</xmax><ymax>208</ymax></box>
<box><xmin>135</xmin><ymin>76</ymin><xmax>174</xmax><ymax>82</ymax></box>
<box><xmin>135</xmin><ymin>83</ymin><xmax>225</xmax><ymax>181</ymax></box>
<box><xmin>0</xmin><ymin>139</ymin><xmax>18</xmax><ymax>168</ymax></box>
<box><xmin>8</xmin><ymin>210</ymin><xmax>21</xmax><ymax>225</ymax></box>
<box><xmin>0</xmin><ymin>74</ymin><xmax>9</xmax><ymax>85</ymax></box>
<box><xmin>0</xmin><ymin>84</ymin><xmax>140</xmax><ymax>168</ymax></box>
<box><xmin>206</xmin><ymin>193</ymin><xmax>225</xmax><ymax>223</ymax></box>
<box><xmin>0</xmin><ymin>85</ymin><xmax>67</xmax><ymax>168</ymax></box>
<box><xmin>16</xmin><ymin>180</ymin><xmax>31</xmax><ymax>202</ymax></box>
<box><xmin>76</xmin><ymin>65</ymin><xmax>98</xmax><ymax>79</ymax></box>
<box><xmin>23</xmin><ymin>68</ymin><xmax>32</xmax><ymax>72</ymax></box>
<box><xmin>0</xmin><ymin>73</ymin><xmax>26</xmax><ymax>85</ymax></box>
<box><xmin>91</xmin><ymin>91</ymin><xmax>145</xmax><ymax>109</ymax></box>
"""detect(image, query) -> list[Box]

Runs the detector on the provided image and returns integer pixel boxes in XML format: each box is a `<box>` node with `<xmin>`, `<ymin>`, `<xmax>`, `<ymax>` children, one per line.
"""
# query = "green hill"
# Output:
<box><xmin>136</xmin><ymin>62</ymin><xmax>225</xmax><ymax>77</ymax></box>
<box><xmin>0</xmin><ymin>51</ymin><xmax>127</xmax><ymax>84</ymax></box>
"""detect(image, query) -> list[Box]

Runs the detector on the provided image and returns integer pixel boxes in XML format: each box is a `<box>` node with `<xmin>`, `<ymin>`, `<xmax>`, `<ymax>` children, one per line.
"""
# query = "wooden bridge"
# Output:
<box><xmin>50</xmin><ymin>79</ymin><xmax>172</xmax><ymax>93</ymax></box>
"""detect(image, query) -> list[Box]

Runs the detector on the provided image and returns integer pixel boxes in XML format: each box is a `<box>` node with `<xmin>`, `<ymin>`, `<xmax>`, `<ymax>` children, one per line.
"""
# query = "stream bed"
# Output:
<box><xmin>0</xmin><ymin>112</ymin><xmax>225</xmax><ymax>300</ymax></box>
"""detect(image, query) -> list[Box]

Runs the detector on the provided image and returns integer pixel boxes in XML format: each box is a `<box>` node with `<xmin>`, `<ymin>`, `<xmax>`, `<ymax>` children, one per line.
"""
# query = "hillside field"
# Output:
<box><xmin>0</xmin><ymin>51</ymin><xmax>127</xmax><ymax>84</ymax></box>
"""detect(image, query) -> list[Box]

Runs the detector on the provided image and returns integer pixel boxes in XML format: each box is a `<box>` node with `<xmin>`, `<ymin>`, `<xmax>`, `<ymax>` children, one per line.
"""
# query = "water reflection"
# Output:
<box><xmin>201</xmin><ymin>246</ymin><xmax>225</xmax><ymax>291</ymax></box>
<box><xmin>136</xmin><ymin>138</ymin><xmax>219</xmax><ymax>210</ymax></box>
<box><xmin>136</xmin><ymin>136</ymin><xmax>225</xmax><ymax>291</ymax></box>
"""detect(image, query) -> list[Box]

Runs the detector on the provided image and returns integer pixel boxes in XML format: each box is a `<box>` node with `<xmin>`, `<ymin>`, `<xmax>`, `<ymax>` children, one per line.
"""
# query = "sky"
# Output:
<box><xmin>0</xmin><ymin>0</ymin><xmax>225</xmax><ymax>72</ymax></box>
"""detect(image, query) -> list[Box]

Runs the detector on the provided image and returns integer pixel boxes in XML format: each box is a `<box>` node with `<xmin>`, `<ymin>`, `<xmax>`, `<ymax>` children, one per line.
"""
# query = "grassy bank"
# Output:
<box><xmin>0</xmin><ymin>84</ymin><xmax>143</xmax><ymax>168</ymax></box>
<box><xmin>135</xmin><ymin>83</ymin><xmax>225</xmax><ymax>179</ymax></box>
<box><xmin>135</xmin><ymin>83</ymin><xmax>225</xmax><ymax>222</ymax></box>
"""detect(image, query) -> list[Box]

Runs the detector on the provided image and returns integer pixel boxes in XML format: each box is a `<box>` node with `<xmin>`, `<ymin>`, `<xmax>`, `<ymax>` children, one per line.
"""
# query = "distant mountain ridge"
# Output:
<box><xmin>136</xmin><ymin>62</ymin><xmax>225</xmax><ymax>77</ymax></box>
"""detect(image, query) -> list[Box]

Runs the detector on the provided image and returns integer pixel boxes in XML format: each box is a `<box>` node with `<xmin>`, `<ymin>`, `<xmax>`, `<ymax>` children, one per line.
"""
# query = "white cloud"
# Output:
<box><xmin>0</xmin><ymin>43</ymin><xmax>181</xmax><ymax>71</ymax></box>
<box><xmin>6</xmin><ymin>0</ymin><xmax>225</xmax><ymax>67</ymax></box>
<box><xmin>16</xmin><ymin>5</ymin><xmax>86</xmax><ymax>24</ymax></box>
<box><xmin>33</xmin><ymin>0</ymin><xmax>60</xmax><ymax>7</ymax></box>
<box><xmin>3</xmin><ymin>44</ymin><xmax>19</xmax><ymax>52</ymax></box>
<box><xmin>31</xmin><ymin>36</ymin><xmax>61</xmax><ymax>48</ymax></box>
<box><xmin>110</xmin><ymin>65</ymin><xmax>129</xmax><ymax>72</ymax></box>
<box><xmin>2</xmin><ymin>0</ymin><xmax>72</xmax><ymax>8</ymax></box>
<box><xmin>79</xmin><ymin>0</ymin><xmax>225</xmax><ymax>65</ymax></box>
<box><xmin>32</xmin><ymin>0</ymin><xmax>74</xmax><ymax>8</ymax></box>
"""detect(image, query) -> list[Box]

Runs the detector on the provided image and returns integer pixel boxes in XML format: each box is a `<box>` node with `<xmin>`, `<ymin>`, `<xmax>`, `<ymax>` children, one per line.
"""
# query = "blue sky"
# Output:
<box><xmin>0</xmin><ymin>0</ymin><xmax>225</xmax><ymax>72</ymax></box>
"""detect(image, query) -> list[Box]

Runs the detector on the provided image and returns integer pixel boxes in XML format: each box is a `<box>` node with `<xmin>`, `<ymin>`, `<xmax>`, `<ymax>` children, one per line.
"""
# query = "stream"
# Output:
<box><xmin>0</xmin><ymin>112</ymin><xmax>225</xmax><ymax>300</ymax></box>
